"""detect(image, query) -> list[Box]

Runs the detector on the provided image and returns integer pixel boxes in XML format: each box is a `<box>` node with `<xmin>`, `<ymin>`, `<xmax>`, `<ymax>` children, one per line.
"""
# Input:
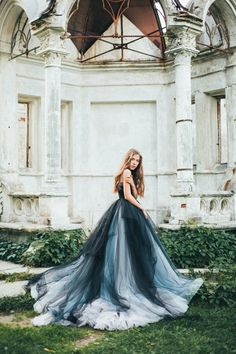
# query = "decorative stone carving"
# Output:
<box><xmin>170</xmin><ymin>192</ymin><xmax>234</xmax><ymax>225</ymax></box>
<box><xmin>13</xmin><ymin>196</ymin><xmax>39</xmax><ymax>219</ymax></box>
<box><xmin>199</xmin><ymin>193</ymin><xmax>233</xmax><ymax>223</ymax></box>
<box><xmin>33</xmin><ymin>26</ymin><xmax>68</xmax><ymax>55</ymax></box>
<box><xmin>167</xmin><ymin>28</ymin><xmax>199</xmax><ymax>56</ymax></box>
<box><xmin>44</xmin><ymin>51</ymin><xmax>62</xmax><ymax>67</ymax></box>
<box><xmin>13</xmin><ymin>198</ymin><xmax>24</xmax><ymax>216</ymax></box>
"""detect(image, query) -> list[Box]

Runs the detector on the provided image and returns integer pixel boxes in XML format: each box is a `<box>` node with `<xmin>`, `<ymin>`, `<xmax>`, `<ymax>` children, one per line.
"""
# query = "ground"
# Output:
<box><xmin>0</xmin><ymin>304</ymin><xmax>235</xmax><ymax>354</ymax></box>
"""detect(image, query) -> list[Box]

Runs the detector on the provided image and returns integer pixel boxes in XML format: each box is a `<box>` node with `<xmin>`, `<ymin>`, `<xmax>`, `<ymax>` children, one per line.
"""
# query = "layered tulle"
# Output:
<box><xmin>27</xmin><ymin>184</ymin><xmax>203</xmax><ymax>330</ymax></box>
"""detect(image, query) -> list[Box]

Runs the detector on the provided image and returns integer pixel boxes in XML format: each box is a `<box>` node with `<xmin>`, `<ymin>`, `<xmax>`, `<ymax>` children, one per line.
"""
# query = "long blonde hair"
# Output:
<box><xmin>113</xmin><ymin>148</ymin><xmax>145</xmax><ymax>197</ymax></box>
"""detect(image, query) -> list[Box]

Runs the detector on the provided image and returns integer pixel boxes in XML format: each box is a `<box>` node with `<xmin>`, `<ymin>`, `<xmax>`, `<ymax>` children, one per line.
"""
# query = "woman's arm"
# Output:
<box><xmin>124</xmin><ymin>175</ymin><xmax>138</xmax><ymax>198</ymax></box>
<box><xmin>123</xmin><ymin>169</ymin><xmax>147</xmax><ymax>217</ymax></box>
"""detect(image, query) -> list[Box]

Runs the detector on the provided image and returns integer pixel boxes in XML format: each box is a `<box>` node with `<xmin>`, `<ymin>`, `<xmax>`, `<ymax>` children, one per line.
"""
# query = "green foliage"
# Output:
<box><xmin>1</xmin><ymin>226</ymin><xmax>235</xmax><ymax>269</ymax></box>
<box><xmin>0</xmin><ymin>293</ymin><xmax>34</xmax><ymax>313</ymax></box>
<box><xmin>21</xmin><ymin>229</ymin><xmax>87</xmax><ymax>267</ymax></box>
<box><xmin>158</xmin><ymin>226</ymin><xmax>236</xmax><ymax>268</ymax></box>
<box><xmin>0</xmin><ymin>241</ymin><xmax>29</xmax><ymax>263</ymax></box>
<box><xmin>192</xmin><ymin>264</ymin><xmax>236</xmax><ymax>307</ymax></box>
<box><xmin>0</xmin><ymin>229</ymin><xmax>87</xmax><ymax>267</ymax></box>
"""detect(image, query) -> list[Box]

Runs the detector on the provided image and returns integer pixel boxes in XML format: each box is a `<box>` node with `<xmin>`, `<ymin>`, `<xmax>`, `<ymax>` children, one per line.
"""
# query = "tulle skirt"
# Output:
<box><xmin>27</xmin><ymin>198</ymin><xmax>203</xmax><ymax>330</ymax></box>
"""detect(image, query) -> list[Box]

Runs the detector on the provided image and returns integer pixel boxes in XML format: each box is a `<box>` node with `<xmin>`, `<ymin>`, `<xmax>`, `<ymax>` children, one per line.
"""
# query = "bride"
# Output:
<box><xmin>27</xmin><ymin>148</ymin><xmax>203</xmax><ymax>330</ymax></box>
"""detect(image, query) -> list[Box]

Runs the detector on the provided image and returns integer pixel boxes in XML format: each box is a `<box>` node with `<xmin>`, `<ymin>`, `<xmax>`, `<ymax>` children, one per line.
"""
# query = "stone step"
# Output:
<box><xmin>0</xmin><ymin>261</ymin><xmax>49</xmax><ymax>275</ymax></box>
<box><xmin>0</xmin><ymin>280</ymin><xmax>28</xmax><ymax>298</ymax></box>
<box><xmin>0</xmin><ymin>261</ymin><xmax>50</xmax><ymax>299</ymax></box>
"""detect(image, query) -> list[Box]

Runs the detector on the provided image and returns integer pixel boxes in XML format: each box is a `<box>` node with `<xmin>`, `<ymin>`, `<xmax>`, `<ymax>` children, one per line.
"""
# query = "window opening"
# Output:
<box><xmin>17</xmin><ymin>97</ymin><xmax>41</xmax><ymax>172</ymax></box>
<box><xmin>216</xmin><ymin>97</ymin><xmax>227</xmax><ymax>164</ymax></box>
<box><xmin>196</xmin><ymin>7</ymin><xmax>230</xmax><ymax>53</ymax></box>
<box><xmin>18</xmin><ymin>102</ymin><xmax>31</xmax><ymax>169</ymax></box>
<box><xmin>10</xmin><ymin>10</ymin><xmax>39</xmax><ymax>60</ymax></box>
<box><xmin>191</xmin><ymin>98</ymin><xmax>197</xmax><ymax>167</ymax></box>
<box><xmin>61</xmin><ymin>101</ymin><xmax>72</xmax><ymax>173</ymax></box>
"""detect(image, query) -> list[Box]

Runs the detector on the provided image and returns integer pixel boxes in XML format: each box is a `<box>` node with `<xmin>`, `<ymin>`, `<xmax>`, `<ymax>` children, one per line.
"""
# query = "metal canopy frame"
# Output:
<box><xmin>171</xmin><ymin>0</ymin><xmax>188</xmax><ymax>11</ymax></box>
<box><xmin>8</xmin><ymin>0</ymin><xmax>231</xmax><ymax>62</ymax></box>
<box><xmin>10</xmin><ymin>10</ymin><xmax>39</xmax><ymax>60</ymax></box>
<box><xmin>63</xmin><ymin>0</ymin><xmax>167</xmax><ymax>63</ymax></box>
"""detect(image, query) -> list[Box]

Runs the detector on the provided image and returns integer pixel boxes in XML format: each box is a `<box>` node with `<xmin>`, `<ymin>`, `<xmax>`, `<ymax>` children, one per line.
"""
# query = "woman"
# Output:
<box><xmin>27</xmin><ymin>148</ymin><xmax>203</xmax><ymax>330</ymax></box>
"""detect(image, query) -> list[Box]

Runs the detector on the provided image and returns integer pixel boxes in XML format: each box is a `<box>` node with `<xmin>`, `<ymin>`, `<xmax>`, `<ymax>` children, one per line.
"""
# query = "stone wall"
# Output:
<box><xmin>0</xmin><ymin>0</ymin><xmax>236</xmax><ymax>228</ymax></box>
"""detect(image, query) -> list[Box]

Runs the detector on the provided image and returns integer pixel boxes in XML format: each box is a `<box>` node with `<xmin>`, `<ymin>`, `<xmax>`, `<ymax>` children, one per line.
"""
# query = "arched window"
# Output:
<box><xmin>196</xmin><ymin>5</ymin><xmax>230</xmax><ymax>53</ymax></box>
<box><xmin>10</xmin><ymin>10</ymin><xmax>39</xmax><ymax>60</ymax></box>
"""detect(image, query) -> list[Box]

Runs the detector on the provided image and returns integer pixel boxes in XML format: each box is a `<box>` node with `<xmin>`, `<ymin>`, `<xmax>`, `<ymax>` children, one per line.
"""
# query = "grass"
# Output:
<box><xmin>0</xmin><ymin>272</ymin><xmax>34</xmax><ymax>282</ymax></box>
<box><xmin>0</xmin><ymin>303</ymin><xmax>235</xmax><ymax>354</ymax></box>
<box><xmin>81</xmin><ymin>304</ymin><xmax>236</xmax><ymax>354</ymax></box>
<box><xmin>0</xmin><ymin>323</ymin><xmax>93</xmax><ymax>354</ymax></box>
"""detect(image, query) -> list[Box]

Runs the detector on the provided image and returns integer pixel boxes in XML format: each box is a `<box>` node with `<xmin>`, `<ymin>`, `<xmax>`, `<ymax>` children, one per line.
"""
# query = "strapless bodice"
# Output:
<box><xmin>118</xmin><ymin>182</ymin><xmax>125</xmax><ymax>199</ymax></box>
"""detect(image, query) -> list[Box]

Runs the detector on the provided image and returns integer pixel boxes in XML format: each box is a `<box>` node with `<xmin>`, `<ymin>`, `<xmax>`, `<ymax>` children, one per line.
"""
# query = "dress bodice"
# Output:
<box><xmin>118</xmin><ymin>182</ymin><xmax>136</xmax><ymax>199</ymax></box>
<box><xmin>118</xmin><ymin>182</ymin><xmax>125</xmax><ymax>199</ymax></box>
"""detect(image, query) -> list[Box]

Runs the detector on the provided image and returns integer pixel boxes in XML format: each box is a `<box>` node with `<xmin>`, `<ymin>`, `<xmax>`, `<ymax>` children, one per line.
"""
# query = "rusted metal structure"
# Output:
<box><xmin>8</xmin><ymin>0</ymin><xmax>231</xmax><ymax>62</ymax></box>
<box><xmin>65</xmin><ymin>0</ymin><xmax>167</xmax><ymax>62</ymax></box>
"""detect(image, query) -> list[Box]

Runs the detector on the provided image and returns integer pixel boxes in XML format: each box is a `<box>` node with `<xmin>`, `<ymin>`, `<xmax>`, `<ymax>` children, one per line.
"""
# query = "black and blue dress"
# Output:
<box><xmin>27</xmin><ymin>182</ymin><xmax>203</xmax><ymax>330</ymax></box>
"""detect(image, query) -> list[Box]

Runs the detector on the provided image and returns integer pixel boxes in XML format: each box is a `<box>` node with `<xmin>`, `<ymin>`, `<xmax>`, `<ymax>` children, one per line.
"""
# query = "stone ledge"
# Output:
<box><xmin>9</xmin><ymin>192</ymin><xmax>71</xmax><ymax>197</ymax></box>
<box><xmin>170</xmin><ymin>191</ymin><xmax>233</xmax><ymax>197</ymax></box>
<box><xmin>158</xmin><ymin>221</ymin><xmax>236</xmax><ymax>230</ymax></box>
<box><xmin>0</xmin><ymin>222</ymin><xmax>83</xmax><ymax>232</ymax></box>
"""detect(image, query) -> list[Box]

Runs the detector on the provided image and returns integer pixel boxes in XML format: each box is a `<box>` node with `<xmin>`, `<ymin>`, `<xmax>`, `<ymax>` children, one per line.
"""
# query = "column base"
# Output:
<box><xmin>172</xmin><ymin>179</ymin><xmax>195</xmax><ymax>194</ymax></box>
<box><xmin>169</xmin><ymin>192</ymin><xmax>201</xmax><ymax>225</ymax></box>
<box><xmin>41</xmin><ymin>179</ymin><xmax>68</xmax><ymax>194</ymax></box>
<box><xmin>38</xmin><ymin>193</ymin><xmax>71</xmax><ymax>227</ymax></box>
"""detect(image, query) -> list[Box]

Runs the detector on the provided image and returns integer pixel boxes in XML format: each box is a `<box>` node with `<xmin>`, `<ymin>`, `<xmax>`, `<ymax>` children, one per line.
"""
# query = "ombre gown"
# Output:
<box><xmin>27</xmin><ymin>182</ymin><xmax>203</xmax><ymax>331</ymax></box>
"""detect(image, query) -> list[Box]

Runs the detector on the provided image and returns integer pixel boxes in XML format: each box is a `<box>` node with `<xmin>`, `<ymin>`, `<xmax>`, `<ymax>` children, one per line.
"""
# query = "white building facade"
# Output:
<box><xmin>0</xmin><ymin>0</ymin><xmax>236</xmax><ymax>229</ymax></box>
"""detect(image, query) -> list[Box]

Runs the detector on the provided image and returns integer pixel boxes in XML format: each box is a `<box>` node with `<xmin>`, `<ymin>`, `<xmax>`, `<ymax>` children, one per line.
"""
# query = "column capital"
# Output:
<box><xmin>166</xmin><ymin>27</ymin><xmax>199</xmax><ymax>57</ymax></box>
<box><xmin>165</xmin><ymin>12</ymin><xmax>203</xmax><ymax>58</ymax></box>
<box><xmin>32</xmin><ymin>26</ymin><xmax>69</xmax><ymax>63</ymax></box>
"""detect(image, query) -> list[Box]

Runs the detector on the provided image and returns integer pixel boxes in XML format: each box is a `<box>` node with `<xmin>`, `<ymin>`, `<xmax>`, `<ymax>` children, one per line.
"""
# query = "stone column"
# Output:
<box><xmin>44</xmin><ymin>51</ymin><xmax>63</xmax><ymax>185</ymax></box>
<box><xmin>166</xmin><ymin>24</ymin><xmax>202</xmax><ymax>224</ymax></box>
<box><xmin>226</xmin><ymin>52</ymin><xmax>236</xmax><ymax>168</ymax></box>
<box><xmin>36</xmin><ymin>27</ymin><xmax>68</xmax><ymax>189</ymax></box>
<box><xmin>226</xmin><ymin>84</ymin><xmax>236</xmax><ymax>168</ymax></box>
<box><xmin>225</xmin><ymin>55</ymin><xmax>236</xmax><ymax>220</ymax></box>
<box><xmin>34</xmin><ymin>26</ymin><xmax>70</xmax><ymax>226</ymax></box>
<box><xmin>167</xmin><ymin>28</ymin><xmax>199</xmax><ymax>193</ymax></box>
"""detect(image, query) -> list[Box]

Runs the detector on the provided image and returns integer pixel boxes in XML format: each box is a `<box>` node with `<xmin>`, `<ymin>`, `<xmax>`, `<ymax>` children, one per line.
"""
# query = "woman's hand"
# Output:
<box><xmin>125</xmin><ymin>175</ymin><xmax>135</xmax><ymax>187</ymax></box>
<box><xmin>125</xmin><ymin>175</ymin><xmax>138</xmax><ymax>199</ymax></box>
<box><xmin>142</xmin><ymin>209</ymin><xmax>148</xmax><ymax>219</ymax></box>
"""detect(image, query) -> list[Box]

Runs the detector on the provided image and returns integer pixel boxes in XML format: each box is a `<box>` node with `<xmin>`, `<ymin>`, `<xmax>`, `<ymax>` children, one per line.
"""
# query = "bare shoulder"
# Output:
<box><xmin>123</xmin><ymin>169</ymin><xmax>131</xmax><ymax>177</ymax></box>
